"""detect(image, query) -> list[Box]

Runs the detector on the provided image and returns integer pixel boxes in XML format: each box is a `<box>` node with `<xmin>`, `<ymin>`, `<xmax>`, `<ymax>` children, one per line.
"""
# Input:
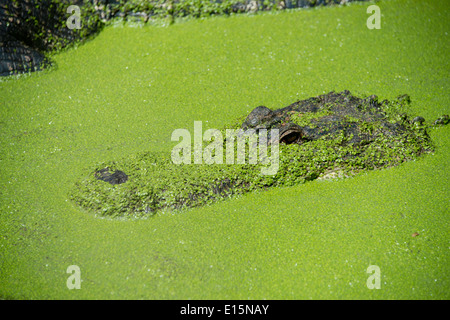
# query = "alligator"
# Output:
<box><xmin>70</xmin><ymin>90</ymin><xmax>448</xmax><ymax>218</ymax></box>
<box><xmin>1</xmin><ymin>0</ymin><xmax>370</xmax><ymax>76</ymax></box>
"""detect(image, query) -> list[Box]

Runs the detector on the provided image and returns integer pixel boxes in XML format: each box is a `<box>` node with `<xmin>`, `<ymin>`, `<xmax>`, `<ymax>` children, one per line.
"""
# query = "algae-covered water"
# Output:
<box><xmin>1</xmin><ymin>0</ymin><xmax>449</xmax><ymax>299</ymax></box>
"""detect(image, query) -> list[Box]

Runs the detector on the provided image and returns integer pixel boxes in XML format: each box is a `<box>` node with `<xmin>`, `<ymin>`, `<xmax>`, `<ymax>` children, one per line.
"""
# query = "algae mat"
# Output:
<box><xmin>1</xmin><ymin>0</ymin><xmax>449</xmax><ymax>299</ymax></box>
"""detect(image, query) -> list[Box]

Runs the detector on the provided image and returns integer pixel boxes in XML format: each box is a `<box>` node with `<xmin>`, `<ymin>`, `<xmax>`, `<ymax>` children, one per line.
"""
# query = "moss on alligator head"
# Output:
<box><xmin>69</xmin><ymin>90</ymin><xmax>446</xmax><ymax>219</ymax></box>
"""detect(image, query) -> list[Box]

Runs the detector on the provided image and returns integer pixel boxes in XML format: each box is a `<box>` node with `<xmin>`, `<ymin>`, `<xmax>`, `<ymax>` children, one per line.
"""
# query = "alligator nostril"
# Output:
<box><xmin>95</xmin><ymin>168</ymin><xmax>128</xmax><ymax>185</ymax></box>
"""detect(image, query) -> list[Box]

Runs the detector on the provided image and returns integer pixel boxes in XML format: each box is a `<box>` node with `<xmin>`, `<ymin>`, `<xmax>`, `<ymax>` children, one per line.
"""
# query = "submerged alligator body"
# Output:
<box><xmin>1</xmin><ymin>0</ymin><xmax>370</xmax><ymax>77</ymax></box>
<box><xmin>0</xmin><ymin>0</ymin><xmax>101</xmax><ymax>76</ymax></box>
<box><xmin>70</xmin><ymin>91</ymin><xmax>448</xmax><ymax>218</ymax></box>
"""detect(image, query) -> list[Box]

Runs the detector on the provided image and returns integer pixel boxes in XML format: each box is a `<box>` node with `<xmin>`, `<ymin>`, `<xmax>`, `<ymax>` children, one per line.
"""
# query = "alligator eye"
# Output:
<box><xmin>280</xmin><ymin>130</ymin><xmax>302</xmax><ymax>144</ymax></box>
<box><xmin>279</xmin><ymin>124</ymin><xmax>304</xmax><ymax>144</ymax></box>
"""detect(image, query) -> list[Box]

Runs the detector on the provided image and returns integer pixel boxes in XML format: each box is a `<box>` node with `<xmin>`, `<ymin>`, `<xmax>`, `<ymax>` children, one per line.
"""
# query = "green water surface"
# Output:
<box><xmin>0</xmin><ymin>0</ymin><xmax>449</xmax><ymax>299</ymax></box>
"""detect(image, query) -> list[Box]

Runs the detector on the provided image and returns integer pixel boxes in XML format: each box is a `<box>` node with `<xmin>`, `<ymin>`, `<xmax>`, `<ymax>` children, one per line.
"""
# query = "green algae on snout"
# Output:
<box><xmin>69</xmin><ymin>91</ymin><xmax>436</xmax><ymax>218</ymax></box>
